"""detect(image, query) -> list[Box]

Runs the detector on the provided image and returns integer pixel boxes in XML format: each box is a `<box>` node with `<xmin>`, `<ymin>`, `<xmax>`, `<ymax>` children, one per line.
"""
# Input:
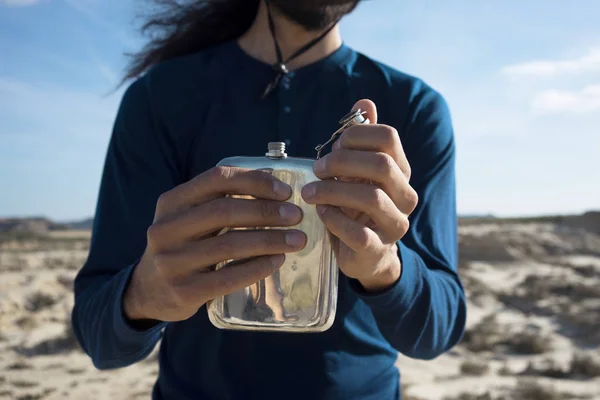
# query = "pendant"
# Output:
<box><xmin>261</xmin><ymin>63</ymin><xmax>289</xmax><ymax>99</ymax></box>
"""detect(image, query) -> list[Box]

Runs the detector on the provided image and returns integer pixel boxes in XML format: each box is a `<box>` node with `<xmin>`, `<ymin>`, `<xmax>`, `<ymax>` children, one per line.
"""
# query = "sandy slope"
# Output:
<box><xmin>1</xmin><ymin>221</ymin><xmax>600</xmax><ymax>400</ymax></box>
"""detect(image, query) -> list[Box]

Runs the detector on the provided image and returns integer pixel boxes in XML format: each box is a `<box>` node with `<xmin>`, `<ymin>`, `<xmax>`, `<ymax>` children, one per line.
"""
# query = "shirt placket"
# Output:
<box><xmin>277</xmin><ymin>71</ymin><xmax>296</xmax><ymax>149</ymax></box>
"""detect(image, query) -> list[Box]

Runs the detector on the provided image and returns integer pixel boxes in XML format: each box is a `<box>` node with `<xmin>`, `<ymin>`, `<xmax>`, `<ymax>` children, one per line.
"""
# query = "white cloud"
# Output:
<box><xmin>502</xmin><ymin>47</ymin><xmax>600</xmax><ymax>77</ymax></box>
<box><xmin>0</xmin><ymin>0</ymin><xmax>41</xmax><ymax>6</ymax></box>
<box><xmin>532</xmin><ymin>84</ymin><xmax>600</xmax><ymax>114</ymax></box>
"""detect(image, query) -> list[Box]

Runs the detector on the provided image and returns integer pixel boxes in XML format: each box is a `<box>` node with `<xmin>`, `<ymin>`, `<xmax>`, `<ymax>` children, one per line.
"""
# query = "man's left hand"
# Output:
<box><xmin>301</xmin><ymin>99</ymin><xmax>418</xmax><ymax>292</ymax></box>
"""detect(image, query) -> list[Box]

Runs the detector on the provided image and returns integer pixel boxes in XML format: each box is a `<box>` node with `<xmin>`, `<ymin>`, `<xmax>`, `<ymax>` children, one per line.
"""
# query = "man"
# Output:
<box><xmin>72</xmin><ymin>0</ymin><xmax>467</xmax><ymax>399</ymax></box>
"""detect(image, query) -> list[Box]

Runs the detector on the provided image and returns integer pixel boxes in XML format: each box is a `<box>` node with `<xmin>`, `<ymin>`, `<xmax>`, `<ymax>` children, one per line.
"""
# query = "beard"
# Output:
<box><xmin>269</xmin><ymin>0</ymin><xmax>361</xmax><ymax>31</ymax></box>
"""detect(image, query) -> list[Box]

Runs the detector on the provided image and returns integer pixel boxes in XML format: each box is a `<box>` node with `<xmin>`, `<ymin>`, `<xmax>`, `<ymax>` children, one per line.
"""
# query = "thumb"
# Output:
<box><xmin>351</xmin><ymin>99</ymin><xmax>377</xmax><ymax>124</ymax></box>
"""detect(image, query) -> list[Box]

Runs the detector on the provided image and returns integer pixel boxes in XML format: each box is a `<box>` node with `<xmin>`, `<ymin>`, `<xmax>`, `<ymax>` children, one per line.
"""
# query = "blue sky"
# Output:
<box><xmin>1</xmin><ymin>0</ymin><xmax>599</xmax><ymax>220</ymax></box>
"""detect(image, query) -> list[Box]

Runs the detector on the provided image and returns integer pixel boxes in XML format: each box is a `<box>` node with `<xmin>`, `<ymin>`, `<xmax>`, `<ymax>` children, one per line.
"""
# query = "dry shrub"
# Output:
<box><xmin>6</xmin><ymin>359</ymin><xmax>34</xmax><ymax>370</ymax></box>
<box><xmin>24</xmin><ymin>291</ymin><xmax>56</xmax><ymax>312</ymax></box>
<box><xmin>521</xmin><ymin>353</ymin><xmax>600</xmax><ymax>380</ymax></box>
<box><xmin>446</xmin><ymin>380</ymin><xmax>588</xmax><ymax>400</ymax></box>
<box><xmin>519</xmin><ymin>275</ymin><xmax>600</xmax><ymax>303</ymax></box>
<box><xmin>460</xmin><ymin>359</ymin><xmax>490</xmax><ymax>376</ymax></box>
<box><xmin>521</xmin><ymin>359</ymin><xmax>569</xmax><ymax>379</ymax></box>
<box><xmin>401</xmin><ymin>383</ymin><xmax>427</xmax><ymax>400</ymax></box>
<box><xmin>498</xmin><ymin>273</ymin><xmax>600</xmax><ymax>347</ymax></box>
<box><xmin>14</xmin><ymin>313</ymin><xmax>80</xmax><ymax>357</ymax></box>
<box><xmin>569</xmin><ymin>353</ymin><xmax>600</xmax><ymax>378</ymax></box>
<box><xmin>498</xmin><ymin>364</ymin><xmax>513</xmax><ymax>376</ymax></box>
<box><xmin>460</xmin><ymin>315</ymin><xmax>552</xmax><ymax>356</ymax></box>
<box><xmin>443</xmin><ymin>392</ymin><xmax>493</xmax><ymax>400</ymax></box>
<box><xmin>43</xmin><ymin>257</ymin><xmax>64</xmax><ymax>270</ymax></box>
<box><xmin>10</xmin><ymin>379</ymin><xmax>38</xmax><ymax>388</ymax></box>
<box><xmin>56</xmin><ymin>273</ymin><xmax>74</xmax><ymax>289</ymax></box>
<box><xmin>511</xmin><ymin>380</ymin><xmax>563</xmax><ymax>400</ymax></box>
<box><xmin>506</xmin><ymin>332</ymin><xmax>553</xmax><ymax>355</ymax></box>
<box><xmin>460</xmin><ymin>315</ymin><xmax>504</xmax><ymax>352</ymax></box>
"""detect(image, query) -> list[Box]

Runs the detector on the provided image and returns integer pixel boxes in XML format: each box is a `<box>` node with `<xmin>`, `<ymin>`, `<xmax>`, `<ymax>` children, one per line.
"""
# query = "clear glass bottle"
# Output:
<box><xmin>207</xmin><ymin>110</ymin><xmax>369</xmax><ymax>332</ymax></box>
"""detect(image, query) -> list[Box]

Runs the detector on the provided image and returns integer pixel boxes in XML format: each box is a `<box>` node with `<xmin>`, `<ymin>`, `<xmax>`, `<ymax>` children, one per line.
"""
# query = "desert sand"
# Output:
<box><xmin>1</xmin><ymin>214</ymin><xmax>600</xmax><ymax>400</ymax></box>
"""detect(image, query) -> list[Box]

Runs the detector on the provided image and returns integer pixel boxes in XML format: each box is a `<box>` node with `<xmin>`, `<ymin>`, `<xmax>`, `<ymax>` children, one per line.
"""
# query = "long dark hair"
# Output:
<box><xmin>124</xmin><ymin>0</ymin><xmax>260</xmax><ymax>81</ymax></box>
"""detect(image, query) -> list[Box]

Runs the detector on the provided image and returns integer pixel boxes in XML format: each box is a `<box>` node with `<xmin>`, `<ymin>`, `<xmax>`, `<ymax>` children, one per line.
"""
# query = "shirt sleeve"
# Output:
<box><xmin>348</xmin><ymin>85</ymin><xmax>467</xmax><ymax>360</ymax></box>
<box><xmin>71</xmin><ymin>76</ymin><xmax>180</xmax><ymax>369</ymax></box>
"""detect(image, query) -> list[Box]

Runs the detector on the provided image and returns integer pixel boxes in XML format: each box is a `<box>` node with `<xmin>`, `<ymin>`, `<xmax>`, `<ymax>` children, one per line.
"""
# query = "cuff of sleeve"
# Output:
<box><xmin>112</xmin><ymin>263</ymin><xmax>167</xmax><ymax>342</ymax></box>
<box><xmin>348</xmin><ymin>241</ymin><xmax>421</xmax><ymax>312</ymax></box>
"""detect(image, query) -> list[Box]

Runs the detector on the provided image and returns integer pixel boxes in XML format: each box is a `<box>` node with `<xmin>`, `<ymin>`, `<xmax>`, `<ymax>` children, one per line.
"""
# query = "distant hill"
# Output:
<box><xmin>1</xmin><ymin>211</ymin><xmax>597</xmax><ymax>236</ymax></box>
<box><xmin>0</xmin><ymin>217</ymin><xmax>68</xmax><ymax>234</ymax></box>
<box><xmin>0</xmin><ymin>217</ymin><xmax>93</xmax><ymax>234</ymax></box>
<box><xmin>63</xmin><ymin>218</ymin><xmax>94</xmax><ymax>231</ymax></box>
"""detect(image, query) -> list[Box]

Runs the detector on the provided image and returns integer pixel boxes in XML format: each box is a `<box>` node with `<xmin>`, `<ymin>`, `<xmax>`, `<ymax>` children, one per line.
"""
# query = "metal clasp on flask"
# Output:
<box><xmin>315</xmin><ymin>109</ymin><xmax>370</xmax><ymax>159</ymax></box>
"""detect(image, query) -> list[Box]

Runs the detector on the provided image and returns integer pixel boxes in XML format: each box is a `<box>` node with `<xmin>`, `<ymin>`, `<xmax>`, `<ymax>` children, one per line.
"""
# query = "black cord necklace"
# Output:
<box><xmin>261</xmin><ymin>0</ymin><xmax>340</xmax><ymax>99</ymax></box>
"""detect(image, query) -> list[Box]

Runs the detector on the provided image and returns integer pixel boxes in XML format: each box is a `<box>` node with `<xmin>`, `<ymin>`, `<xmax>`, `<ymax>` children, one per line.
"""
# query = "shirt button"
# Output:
<box><xmin>283</xmin><ymin>106</ymin><xmax>292</xmax><ymax>113</ymax></box>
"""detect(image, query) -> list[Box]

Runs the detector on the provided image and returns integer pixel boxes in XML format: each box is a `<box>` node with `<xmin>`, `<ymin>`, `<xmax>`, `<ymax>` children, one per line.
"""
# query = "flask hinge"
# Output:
<box><xmin>314</xmin><ymin>109</ymin><xmax>370</xmax><ymax>159</ymax></box>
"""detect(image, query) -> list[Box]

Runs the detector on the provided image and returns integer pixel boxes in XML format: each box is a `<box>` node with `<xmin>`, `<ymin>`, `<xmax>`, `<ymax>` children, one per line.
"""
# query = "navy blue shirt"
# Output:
<box><xmin>72</xmin><ymin>40</ymin><xmax>466</xmax><ymax>400</ymax></box>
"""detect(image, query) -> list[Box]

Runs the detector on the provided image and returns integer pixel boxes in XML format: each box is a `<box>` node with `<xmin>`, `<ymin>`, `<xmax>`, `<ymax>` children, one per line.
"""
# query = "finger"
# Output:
<box><xmin>334</xmin><ymin>124</ymin><xmax>410</xmax><ymax>179</ymax></box>
<box><xmin>316</xmin><ymin>205</ymin><xmax>382</xmax><ymax>253</ymax></box>
<box><xmin>155</xmin><ymin>229</ymin><xmax>307</xmax><ymax>278</ymax></box>
<box><xmin>183</xmin><ymin>254</ymin><xmax>287</xmax><ymax>305</ymax></box>
<box><xmin>352</xmin><ymin>99</ymin><xmax>378</xmax><ymax>125</ymax></box>
<box><xmin>156</xmin><ymin>166</ymin><xmax>292</xmax><ymax>217</ymax></box>
<box><xmin>313</xmin><ymin>150</ymin><xmax>418</xmax><ymax>214</ymax></box>
<box><xmin>148</xmin><ymin>198</ymin><xmax>303</xmax><ymax>248</ymax></box>
<box><xmin>301</xmin><ymin>180</ymin><xmax>407</xmax><ymax>240</ymax></box>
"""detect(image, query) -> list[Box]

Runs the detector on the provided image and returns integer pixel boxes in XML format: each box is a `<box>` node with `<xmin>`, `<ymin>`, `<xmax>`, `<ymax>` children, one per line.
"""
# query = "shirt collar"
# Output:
<box><xmin>223</xmin><ymin>39</ymin><xmax>355</xmax><ymax>78</ymax></box>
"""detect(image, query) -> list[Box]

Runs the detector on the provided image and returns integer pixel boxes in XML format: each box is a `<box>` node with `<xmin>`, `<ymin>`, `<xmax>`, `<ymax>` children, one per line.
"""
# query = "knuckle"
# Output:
<box><xmin>380</xmin><ymin>126</ymin><xmax>399</xmax><ymax>147</ymax></box>
<box><xmin>327</xmin><ymin>151</ymin><xmax>344</xmax><ymax>170</ymax></box>
<box><xmin>339</xmin><ymin>127</ymin><xmax>356</xmax><ymax>146</ymax></box>
<box><xmin>262</xmin><ymin>231</ymin><xmax>283</xmax><ymax>249</ymax></box>
<box><xmin>209</xmin><ymin>165</ymin><xmax>233</xmax><ymax>181</ymax></box>
<box><xmin>209</xmin><ymin>198</ymin><xmax>232</xmax><ymax>219</ymax></box>
<box><xmin>156</xmin><ymin>192</ymin><xmax>173</xmax><ymax>213</ymax></box>
<box><xmin>208</xmin><ymin>270</ymin><xmax>232</xmax><ymax>294</ymax></box>
<box><xmin>370</xmin><ymin>188</ymin><xmax>388</xmax><ymax>210</ymax></box>
<box><xmin>398</xmin><ymin>217</ymin><xmax>410</xmax><ymax>236</ymax></box>
<box><xmin>213</xmin><ymin>236</ymin><xmax>235</xmax><ymax>258</ymax></box>
<box><xmin>405</xmin><ymin>188</ymin><xmax>419</xmax><ymax>211</ymax></box>
<box><xmin>146</xmin><ymin>223</ymin><xmax>163</xmax><ymax>246</ymax></box>
<box><xmin>259</xmin><ymin>201</ymin><xmax>279</xmax><ymax>220</ymax></box>
<box><xmin>353</xmin><ymin>227</ymin><xmax>374</xmax><ymax>252</ymax></box>
<box><xmin>374</xmin><ymin>152</ymin><xmax>395</xmax><ymax>176</ymax></box>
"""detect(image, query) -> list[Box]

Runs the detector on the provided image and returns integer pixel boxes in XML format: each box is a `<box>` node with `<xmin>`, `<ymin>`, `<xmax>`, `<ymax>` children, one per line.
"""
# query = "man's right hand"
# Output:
<box><xmin>123</xmin><ymin>166</ymin><xmax>307</xmax><ymax>324</ymax></box>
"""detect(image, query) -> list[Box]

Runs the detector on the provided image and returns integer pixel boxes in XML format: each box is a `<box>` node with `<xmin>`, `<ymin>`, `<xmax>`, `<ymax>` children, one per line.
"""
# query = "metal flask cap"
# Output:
<box><xmin>265</xmin><ymin>142</ymin><xmax>288</xmax><ymax>158</ymax></box>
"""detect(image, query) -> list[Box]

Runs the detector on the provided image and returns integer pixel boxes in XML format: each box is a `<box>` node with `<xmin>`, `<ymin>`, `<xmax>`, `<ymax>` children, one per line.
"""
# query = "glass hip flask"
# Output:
<box><xmin>207</xmin><ymin>110</ymin><xmax>370</xmax><ymax>333</ymax></box>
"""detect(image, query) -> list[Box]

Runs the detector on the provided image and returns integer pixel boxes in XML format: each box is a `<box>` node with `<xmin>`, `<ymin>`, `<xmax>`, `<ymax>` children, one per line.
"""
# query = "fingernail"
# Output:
<box><xmin>332</xmin><ymin>140</ymin><xmax>341</xmax><ymax>151</ymax></box>
<box><xmin>273</xmin><ymin>180</ymin><xmax>291</xmax><ymax>197</ymax></box>
<box><xmin>316</xmin><ymin>205</ymin><xmax>327</xmax><ymax>216</ymax></box>
<box><xmin>270</xmin><ymin>254</ymin><xmax>285</xmax><ymax>268</ymax></box>
<box><xmin>279</xmin><ymin>203</ymin><xmax>301</xmax><ymax>222</ymax></box>
<box><xmin>313</xmin><ymin>158</ymin><xmax>326</xmax><ymax>174</ymax></box>
<box><xmin>301</xmin><ymin>184</ymin><xmax>316</xmax><ymax>200</ymax></box>
<box><xmin>285</xmin><ymin>231</ymin><xmax>306</xmax><ymax>248</ymax></box>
